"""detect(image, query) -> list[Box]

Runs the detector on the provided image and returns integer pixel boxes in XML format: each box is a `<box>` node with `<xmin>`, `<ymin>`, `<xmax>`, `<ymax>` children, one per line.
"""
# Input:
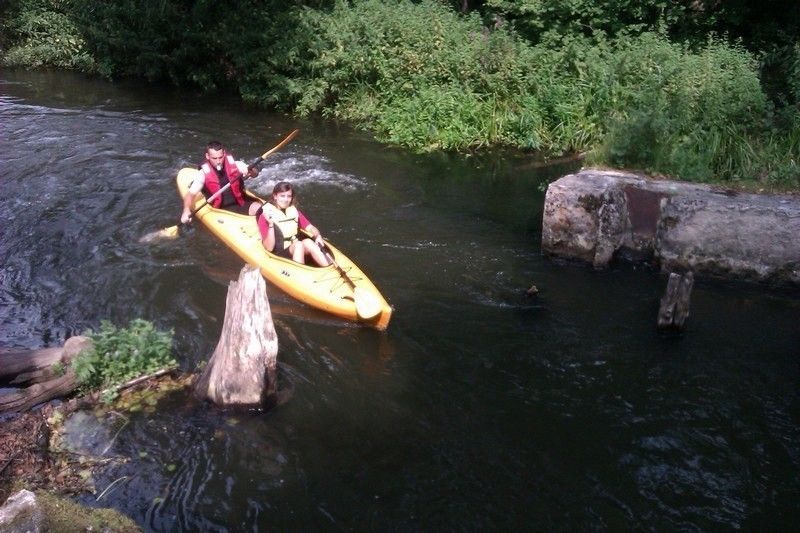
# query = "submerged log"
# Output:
<box><xmin>1</xmin><ymin>347</ymin><xmax>64</xmax><ymax>386</ymax></box>
<box><xmin>194</xmin><ymin>265</ymin><xmax>278</xmax><ymax>407</ymax></box>
<box><xmin>657</xmin><ymin>272</ymin><xmax>694</xmax><ymax>331</ymax></box>
<box><xmin>0</xmin><ymin>336</ymin><xmax>91</xmax><ymax>414</ymax></box>
<box><xmin>0</xmin><ymin>372</ymin><xmax>76</xmax><ymax>414</ymax></box>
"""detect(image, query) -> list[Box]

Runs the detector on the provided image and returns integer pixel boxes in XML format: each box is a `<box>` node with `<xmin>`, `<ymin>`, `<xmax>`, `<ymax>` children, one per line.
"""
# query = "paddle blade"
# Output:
<box><xmin>138</xmin><ymin>224</ymin><xmax>181</xmax><ymax>243</ymax></box>
<box><xmin>353</xmin><ymin>287</ymin><xmax>383</xmax><ymax>320</ymax></box>
<box><xmin>318</xmin><ymin>239</ymin><xmax>383</xmax><ymax>320</ymax></box>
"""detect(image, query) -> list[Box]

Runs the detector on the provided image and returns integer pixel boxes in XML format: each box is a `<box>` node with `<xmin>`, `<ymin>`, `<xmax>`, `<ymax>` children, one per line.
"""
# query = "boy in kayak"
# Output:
<box><xmin>256</xmin><ymin>181</ymin><xmax>330</xmax><ymax>267</ymax></box>
<box><xmin>180</xmin><ymin>141</ymin><xmax>261</xmax><ymax>224</ymax></box>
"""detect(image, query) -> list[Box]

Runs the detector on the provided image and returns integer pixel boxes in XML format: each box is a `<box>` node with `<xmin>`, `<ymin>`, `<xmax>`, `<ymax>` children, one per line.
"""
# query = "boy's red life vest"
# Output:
<box><xmin>199</xmin><ymin>153</ymin><xmax>245</xmax><ymax>207</ymax></box>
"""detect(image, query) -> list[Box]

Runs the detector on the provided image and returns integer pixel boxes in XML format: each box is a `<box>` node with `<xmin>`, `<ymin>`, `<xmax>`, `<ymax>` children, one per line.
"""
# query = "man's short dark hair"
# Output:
<box><xmin>206</xmin><ymin>141</ymin><xmax>224</xmax><ymax>152</ymax></box>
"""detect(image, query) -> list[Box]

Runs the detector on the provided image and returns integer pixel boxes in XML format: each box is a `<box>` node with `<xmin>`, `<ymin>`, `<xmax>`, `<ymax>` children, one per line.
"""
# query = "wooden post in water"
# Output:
<box><xmin>194</xmin><ymin>265</ymin><xmax>278</xmax><ymax>407</ymax></box>
<box><xmin>657</xmin><ymin>271</ymin><xmax>694</xmax><ymax>331</ymax></box>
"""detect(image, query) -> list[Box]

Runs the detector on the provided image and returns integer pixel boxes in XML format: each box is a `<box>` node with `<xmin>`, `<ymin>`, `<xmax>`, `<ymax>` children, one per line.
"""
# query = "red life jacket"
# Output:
<box><xmin>199</xmin><ymin>153</ymin><xmax>245</xmax><ymax>207</ymax></box>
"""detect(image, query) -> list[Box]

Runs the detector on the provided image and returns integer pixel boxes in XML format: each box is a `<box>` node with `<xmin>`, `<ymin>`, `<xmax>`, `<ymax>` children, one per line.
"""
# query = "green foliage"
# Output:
<box><xmin>72</xmin><ymin>319</ymin><xmax>176</xmax><ymax>399</ymax></box>
<box><xmin>0</xmin><ymin>0</ymin><xmax>797</xmax><ymax>188</ymax></box>
<box><xmin>0</xmin><ymin>0</ymin><xmax>95</xmax><ymax>70</ymax></box>
<box><xmin>481</xmin><ymin>0</ymin><xmax>787</xmax><ymax>50</ymax></box>
<box><xmin>241</xmin><ymin>0</ymin><xmax>564</xmax><ymax>151</ymax></box>
<box><xmin>51</xmin><ymin>361</ymin><xmax>66</xmax><ymax>376</ymax></box>
<box><xmin>232</xmin><ymin>0</ymin><xmax>799</xmax><ymax>185</ymax></box>
<box><xmin>482</xmin><ymin>0</ymin><xmax>800</xmax><ymax>113</ymax></box>
<box><xmin>734</xmin><ymin>106</ymin><xmax>800</xmax><ymax>188</ymax></box>
<box><xmin>787</xmin><ymin>44</ymin><xmax>800</xmax><ymax>105</ymax></box>
<box><xmin>67</xmin><ymin>0</ymin><xmax>240</xmax><ymax>89</ymax></box>
<box><xmin>483</xmin><ymin>0</ymin><xmax>692</xmax><ymax>44</ymax></box>
<box><xmin>589</xmin><ymin>34</ymin><xmax>772</xmax><ymax>181</ymax></box>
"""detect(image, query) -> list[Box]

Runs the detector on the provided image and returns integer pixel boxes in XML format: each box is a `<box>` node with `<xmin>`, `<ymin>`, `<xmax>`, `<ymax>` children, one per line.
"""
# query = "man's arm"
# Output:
<box><xmin>236</xmin><ymin>160</ymin><xmax>257</xmax><ymax>179</ymax></box>
<box><xmin>257</xmin><ymin>212</ymin><xmax>276</xmax><ymax>251</ymax></box>
<box><xmin>180</xmin><ymin>170</ymin><xmax>205</xmax><ymax>223</ymax></box>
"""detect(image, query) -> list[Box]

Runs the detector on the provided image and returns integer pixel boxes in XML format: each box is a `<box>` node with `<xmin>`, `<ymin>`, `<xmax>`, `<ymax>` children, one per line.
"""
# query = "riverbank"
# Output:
<box><xmin>1</xmin><ymin>371</ymin><xmax>192</xmax><ymax>530</ymax></box>
<box><xmin>1</xmin><ymin>1</ymin><xmax>798</xmax><ymax>188</ymax></box>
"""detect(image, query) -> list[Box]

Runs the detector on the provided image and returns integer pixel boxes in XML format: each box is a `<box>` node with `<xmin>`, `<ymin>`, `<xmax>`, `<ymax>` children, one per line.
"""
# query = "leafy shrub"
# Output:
<box><xmin>72</xmin><ymin>319</ymin><xmax>176</xmax><ymax>398</ymax></box>
<box><xmin>481</xmin><ymin>0</ymin><xmax>800</xmax><ymax>61</ymax></box>
<box><xmin>0</xmin><ymin>0</ymin><xmax>95</xmax><ymax>70</ymax></box>
<box><xmin>240</xmin><ymin>0</ymin><xmax>566</xmax><ymax>151</ymax></box>
<box><xmin>67</xmin><ymin>0</ymin><xmax>237</xmax><ymax>88</ymax></box>
<box><xmin>237</xmin><ymin>1</ymin><xmax>795</xmax><ymax>184</ymax></box>
<box><xmin>589</xmin><ymin>34</ymin><xmax>770</xmax><ymax>181</ymax></box>
<box><xmin>789</xmin><ymin>43</ymin><xmax>800</xmax><ymax>105</ymax></box>
<box><xmin>233</xmin><ymin>5</ymin><xmax>657</xmax><ymax>161</ymax></box>
<box><xmin>486</xmin><ymin>0</ymin><xmax>650</xmax><ymax>43</ymax></box>
<box><xmin>0</xmin><ymin>0</ymin><xmax>796</xmax><ymax>187</ymax></box>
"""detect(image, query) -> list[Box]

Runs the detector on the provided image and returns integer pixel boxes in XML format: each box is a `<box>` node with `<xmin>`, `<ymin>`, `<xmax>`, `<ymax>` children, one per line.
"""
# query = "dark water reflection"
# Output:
<box><xmin>2</xmin><ymin>70</ymin><xmax>799</xmax><ymax>530</ymax></box>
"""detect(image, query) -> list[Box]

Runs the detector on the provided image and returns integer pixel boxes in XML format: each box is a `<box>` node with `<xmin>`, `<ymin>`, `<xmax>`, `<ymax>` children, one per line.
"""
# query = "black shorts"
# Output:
<box><xmin>274</xmin><ymin>245</ymin><xmax>293</xmax><ymax>259</ymax></box>
<box><xmin>272</xmin><ymin>226</ymin><xmax>295</xmax><ymax>259</ymax></box>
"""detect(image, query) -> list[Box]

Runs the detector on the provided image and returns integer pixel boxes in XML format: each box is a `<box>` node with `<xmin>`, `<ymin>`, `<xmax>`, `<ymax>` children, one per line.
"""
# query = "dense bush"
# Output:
<box><xmin>239</xmin><ymin>1</ymin><xmax>606</xmax><ymax>153</ymax></box>
<box><xmin>485</xmin><ymin>0</ymin><xmax>670</xmax><ymax>43</ymax></box>
<box><xmin>0</xmin><ymin>0</ymin><xmax>797</xmax><ymax>187</ymax></box>
<box><xmin>239</xmin><ymin>1</ymin><xmax>797</xmax><ymax>185</ymax></box>
<box><xmin>0</xmin><ymin>0</ymin><xmax>94</xmax><ymax>71</ymax></box>
<box><xmin>586</xmin><ymin>34</ymin><xmax>769</xmax><ymax>181</ymax></box>
<box><xmin>244</xmin><ymin>1</ymin><xmax>548</xmax><ymax>151</ymax></box>
<box><xmin>67</xmin><ymin>0</ymin><xmax>240</xmax><ymax>89</ymax></box>
<box><xmin>484</xmin><ymin>0</ymin><xmax>800</xmax><ymax>110</ymax></box>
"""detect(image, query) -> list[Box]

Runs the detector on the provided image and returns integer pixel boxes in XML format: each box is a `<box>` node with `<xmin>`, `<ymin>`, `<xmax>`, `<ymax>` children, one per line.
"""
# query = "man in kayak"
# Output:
<box><xmin>256</xmin><ymin>181</ymin><xmax>330</xmax><ymax>266</ymax></box>
<box><xmin>180</xmin><ymin>141</ymin><xmax>262</xmax><ymax>224</ymax></box>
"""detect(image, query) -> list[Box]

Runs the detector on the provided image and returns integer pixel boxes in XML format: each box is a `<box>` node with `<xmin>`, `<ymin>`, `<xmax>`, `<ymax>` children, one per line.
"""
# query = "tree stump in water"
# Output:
<box><xmin>194</xmin><ymin>265</ymin><xmax>278</xmax><ymax>408</ymax></box>
<box><xmin>657</xmin><ymin>271</ymin><xmax>694</xmax><ymax>331</ymax></box>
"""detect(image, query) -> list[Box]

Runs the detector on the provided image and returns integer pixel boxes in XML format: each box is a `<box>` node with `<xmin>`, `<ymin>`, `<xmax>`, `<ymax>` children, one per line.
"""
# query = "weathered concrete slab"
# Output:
<box><xmin>656</xmin><ymin>190</ymin><xmax>800</xmax><ymax>285</ymax></box>
<box><xmin>542</xmin><ymin>169</ymin><xmax>800</xmax><ymax>286</ymax></box>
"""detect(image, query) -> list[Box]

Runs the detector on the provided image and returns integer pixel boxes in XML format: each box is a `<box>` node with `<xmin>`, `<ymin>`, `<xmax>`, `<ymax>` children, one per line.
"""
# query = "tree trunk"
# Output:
<box><xmin>0</xmin><ymin>347</ymin><xmax>63</xmax><ymax>386</ymax></box>
<box><xmin>0</xmin><ymin>336</ymin><xmax>91</xmax><ymax>414</ymax></box>
<box><xmin>0</xmin><ymin>371</ymin><xmax>77</xmax><ymax>414</ymax></box>
<box><xmin>194</xmin><ymin>265</ymin><xmax>279</xmax><ymax>407</ymax></box>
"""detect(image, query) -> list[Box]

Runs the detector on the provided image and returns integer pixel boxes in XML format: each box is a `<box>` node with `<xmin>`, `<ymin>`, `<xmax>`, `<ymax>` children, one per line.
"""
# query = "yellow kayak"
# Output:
<box><xmin>176</xmin><ymin>168</ymin><xmax>392</xmax><ymax>330</ymax></box>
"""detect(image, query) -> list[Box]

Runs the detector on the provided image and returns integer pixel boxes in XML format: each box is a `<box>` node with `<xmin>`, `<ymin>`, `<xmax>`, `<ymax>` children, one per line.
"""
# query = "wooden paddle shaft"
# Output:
<box><xmin>319</xmin><ymin>243</ymin><xmax>356</xmax><ymax>289</ymax></box>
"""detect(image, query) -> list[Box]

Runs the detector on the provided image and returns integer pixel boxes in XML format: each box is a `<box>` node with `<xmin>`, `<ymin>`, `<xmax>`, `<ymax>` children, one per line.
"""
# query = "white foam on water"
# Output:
<box><xmin>379</xmin><ymin>241</ymin><xmax>448</xmax><ymax>251</ymax></box>
<box><xmin>250</xmin><ymin>155</ymin><xmax>368</xmax><ymax>194</ymax></box>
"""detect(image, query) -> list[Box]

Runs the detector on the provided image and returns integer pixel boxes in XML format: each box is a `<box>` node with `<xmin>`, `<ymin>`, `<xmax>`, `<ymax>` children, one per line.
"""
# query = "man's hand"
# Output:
<box><xmin>181</xmin><ymin>208</ymin><xmax>192</xmax><ymax>224</ymax></box>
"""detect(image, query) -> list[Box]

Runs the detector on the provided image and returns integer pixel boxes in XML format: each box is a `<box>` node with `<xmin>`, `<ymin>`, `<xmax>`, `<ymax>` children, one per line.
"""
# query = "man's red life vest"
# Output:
<box><xmin>199</xmin><ymin>153</ymin><xmax>245</xmax><ymax>207</ymax></box>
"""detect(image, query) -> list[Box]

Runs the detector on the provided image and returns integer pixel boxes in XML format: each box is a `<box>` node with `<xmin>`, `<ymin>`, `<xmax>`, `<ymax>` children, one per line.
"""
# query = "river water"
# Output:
<box><xmin>2</xmin><ymin>70</ymin><xmax>799</xmax><ymax>530</ymax></box>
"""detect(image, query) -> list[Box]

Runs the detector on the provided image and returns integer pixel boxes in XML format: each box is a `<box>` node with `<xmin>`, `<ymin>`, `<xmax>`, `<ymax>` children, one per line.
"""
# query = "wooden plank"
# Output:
<box><xmin>658</xmin><ymin>272</ymin><xmax>694</xmax><ymax>331</ymax></box>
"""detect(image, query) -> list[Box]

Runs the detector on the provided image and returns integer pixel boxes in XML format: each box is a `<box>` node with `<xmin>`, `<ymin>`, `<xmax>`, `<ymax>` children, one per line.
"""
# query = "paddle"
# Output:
<box><xmin>140</xmin><ymin>129</ymin><xmax>299</xmax><ymax>243</ymax></box>
<box><xmin>318</xmin><ymin>240</ymin><xmax>383</xmax><ymax>320</ymax></box>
